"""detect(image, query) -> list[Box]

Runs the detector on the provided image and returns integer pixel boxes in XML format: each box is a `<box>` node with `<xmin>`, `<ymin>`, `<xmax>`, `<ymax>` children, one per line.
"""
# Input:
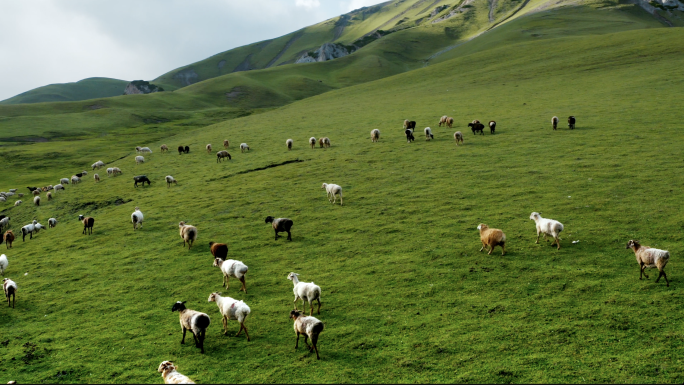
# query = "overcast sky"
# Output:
<box><xmin>0</xmin><ymin>0</ymin><xmax>386</xmax><ymax>101</ymax></box>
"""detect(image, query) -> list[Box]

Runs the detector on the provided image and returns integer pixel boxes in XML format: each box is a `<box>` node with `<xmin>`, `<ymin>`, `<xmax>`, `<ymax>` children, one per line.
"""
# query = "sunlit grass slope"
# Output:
<box><xmin>0</xmin><ymin>78</ymin><xmax>129</xmax><ymax>105</ymax></box>
<box><xmin>1</xmin><ymin>26</ymin><xmax>684</xmax><ymax>383</ymax></box>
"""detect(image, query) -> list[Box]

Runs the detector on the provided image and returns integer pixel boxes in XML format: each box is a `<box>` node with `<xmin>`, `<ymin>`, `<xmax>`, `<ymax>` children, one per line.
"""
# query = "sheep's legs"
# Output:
<box><xmin>287</xmin><ymin>231</ymin><xmax>292</xmax><ymax>241</ymax></box>
<box><xmin>181</xmin><ymin>328</ymin><xmax>187</xmax><ymax>344</ymax></box>
<box><xmin>309</xmin><ymin>301</ymin><xmax>313</xmax><ymax>316</ymax></box>
<box><xmin>501</xmin><ymin>243</ymin><xmax>506</xmax><ymax>256</ymax></box>
<box><xmin>222</xmin><ymin>316</ymin><xmax>228</xmax><ymax>335</ymax></box>
<box><xmin>303</xmin><ymin>335</ymin><xmax>312</xmax><ymax>350</ymax></box>
<box><xmin>535</xmin><ymin>232</ymin><xmax>540</xmax><ymax>244</ymax></box>
<box><xmin>555</xmin><ymin>237</ymin><xmax>561</xmax><ymax>250</ymax></box>
<box><xmin>656</xmin><ymin>269</ymin><xmax>669</xmax><ymax>286</ymax></box>
<box><xmin>302</xmin><ymin>299</ymin><xmax>307</xmax><ymax>315</ymax></box>
<box><xmin>224</xmin><ymin>275</ymin><xmax>230</xmax><ymax>289</ymax></box>
<box><xmin>293</xmin><ymin>297</ymin><xmax>299</xmax><ymax>310</ymax></box>
<box><xmin>640</xmin><ymin>263</ymin><xmax>649</xmax><ymax>279</ymax></box>
<box><xmin>239</xmin><ymin>276</ymin><xmax>247</xmax><ymax>293</ymax></box>
<box><xmin>313</xmin><ymin>343</ymin><xmax>320</xmax><ymax>360</ymax></box>
<box><xmin>317</xmin><ymin>298</ymin><xmax>321</xmax><ymax>315</ymax></box>
<box><xmin>241</xmin><ymin>324</ymin><xmax>251</xmax><ymax>341</ymax></box>
<box><xmin>295</xmin><ymin>332</ymin><xmax>300</xmax><ymax>349</ymax></box>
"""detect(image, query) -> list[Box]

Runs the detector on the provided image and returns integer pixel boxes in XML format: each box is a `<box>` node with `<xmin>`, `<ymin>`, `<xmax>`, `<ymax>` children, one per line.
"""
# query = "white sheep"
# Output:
<box><xmin>166</xmin><ymin>175</ymin><xmax>178</xmax><ymax>187</ymax></box>
<box><xmin>20</xmin><ymin>220</ymin><xmax>44</xmax><ymax>241</ymax></box>
<box><xmin>135</xmin><ymin>156</ymin><xmax>145</xmax><ymax>165</ymax></box>
<box><xmin>171</xmin><ymin>301</ymin><xmax>210</xmax><ymax>354</ymax></box>
<box><xmin>60</xmin><ymin>178</ymin><xmax>70</xmax><ymax>185</ymax></box>
<box><xmin>208</xmin><ymin>292</ymin><xmax>251</xmax><ymax>340</ymax></box>
<box><xmin>371</xmin><ymin>129</ymin><xmax>380</xmax><ymax>142</ymax></box>
<box><xmin>14</xmin><ymin>201</ymin><xmax>21</xmax><ymax>207</ymax></box>
<box><xmin>135</xmin><ymin>146</ymin><xmax>142</xmax><ymax>153</ymax></box>
<box><xmin>141</xmin><ymin>147</ymin><xmax>152</xmax><ymax>153</ymax></box>
<box><xmin>131</xmin><ymin>207</ymin><xmax>144</xmax><ymax>230</ymax></box>
<box><xmin>626</xmin><ymin>239</ymin><xmax>670</xmax><ymax>286</ymax></box>
<box><xmin>91</xmin><ymin>160</ymin><xmax>105</xmax><ymax>170</ymax></box>
<box><xmin>8</xmin><ymin>189</ymin><xmax>16</xmax><ymax>193</ymax></box>
<box><xmin>286</xmin><ymin>139</ymin><xmax>293</xmax><ymax>150</ymax></box>
<box><xmin>424</xmin><ymin>127</ymin><xmax>434</xmax><ymax>140</ymax></box>
<box><xmin>157</xmin><ymin>361</ymin><xmax>195</xmax><ymax>384</ymax></box>
<box><xmin>309</xmin><ymin>137</ymin><xmax>316</xmax><ymax>149</ymax></box>
<box><xmin>106</xmin><ymin>167</ymin><xmax>114</xmax><ymax>176</ymax></box>
<box><xmin>54</xmin><ymin>184</ymin><xmax>64</xmax><ymax>191</ymax></box>
<box><xmin>33</xmin><ymin>196</ymin><xmax>40</xmax><ymax>206</ymax></box>
<box><xmin>48</xmin><ymin>218</ymin><xmax>57</xmax><ymax>228</ymax></box>
<box><xmin>213</xmin><ymin>258</ymin><xmax>248</xmax><ymax>293</ymax></box>
<box><xmin>179</xmin><ymin>222</ymin><xmax>197</xmax><ymax>249</ymax></box>
<box><xmin>529</xmin><ymin>212</ymin><xmax>564</xmax><ymax>250</ymax></box>
<box><xmin>71</xmin><ymin>175</ymin><xmax>81</xmax><ymax>184</ymax></box>
<box><xmin>287</xmin><ymin>272</ymin><xmax>321</xmax><ymax>316</ymax></box>
<box><xmin>290</xmin><ymin>310</ymin><xmax>324</xmax><ymax>360</ymax></box>
<box><xmin>321</xmin><ymin>183</ymin><xmax>343</xmax><ymax>205</ymax></box>
<box><xmin>240</xmin><ymin>143</ymin><xmax>250</xmax><ymax>153</ymax></box>
<box><xmin>0</xmin><ymin>197</ymin><xmax>5</xmax><ymax>203</ymax></box>
<box><xmin>0</xmin><ymin>254</ymin><xmax>7</xmax><ymax>275</ymax></box>
<box><xmin>0</xmin><ymin>217</ymin><xmax>9</xmax><ymax>232</ymax></box>
<box><xmin>3</xmin><ymin>278</ymin><xmax>17</xmax><ymax>308</ymax></box>
<box><xmin>112</xmin><ymin>167</ymin><xmax>122</xmax><ymax>176</ymax></box>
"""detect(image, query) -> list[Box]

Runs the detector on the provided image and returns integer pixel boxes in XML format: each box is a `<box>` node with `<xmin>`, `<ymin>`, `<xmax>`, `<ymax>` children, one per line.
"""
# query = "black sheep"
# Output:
<box><xmin>405</xmin><ymin>129</ymin><xmax>415</xmax><ymax>143</ymax></box>
<box><xmin>178</xmin><ymin>145</ymin><xmax>184</xmax><ymax>155</ymax></box>
<box><xmin>184</xmin><ymin>146</ymin><xmax>190</xmax><ymax>154</ymax></box>
<box><xmin>468</xmin><ymin>123</ymin><xmax>485</xmax><ymax>135</ymax></box>
<box><xmin>489</xmin><ymin>121</ymin><xmax>496</xmax><ymax>134</ymax></box>
<box><xmin>568</xmin><ymin>116</ymin><xmax>576</xmax><ymax>130</ymax></box>
<box><xmin>133</xmin><ymin>175</ymin><xmax>151</xmax><ymax>187</ymax></box>
<box><xmin>265</xmin><ymin>216</ymin><xmax>293</xmax><ymax>241</ymax></box>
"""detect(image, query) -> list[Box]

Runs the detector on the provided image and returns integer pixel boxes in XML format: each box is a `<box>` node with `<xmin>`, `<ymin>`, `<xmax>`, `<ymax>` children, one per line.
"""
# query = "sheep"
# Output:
<box><xmin>184</xmin><ymin>145</ymin><xmax>190</xmax><ymax>153</ymax></box>
<box><xmin>92</xmin><ymin>160</ymin><xmax>105</xmax><ymax>170</ymax></box>
<box><xmin>468</xmin><ymin>122</ymin><xmax>485</xmax><ymax>135</ymax></box>
<box><xmin>60</xmin><ymin>177</ymin><xmax>70</xmax><ymax>185</ymax></box>
<box><xmin>370</xmin><ymin>129</ymin><xmax>380</xmax><ymax>142</ymax></box>
<box><xmin>81</xmin><ymin>170</ymin><xmax>89</xmax><ymax>176</ymax></box>
<box><xmin>112</xmin><ymin>167</ymin><xmax>122</xmax><ymax>176</ymax></box>
<box><xmin>33</xmin><ymin>196</ymin><xmax>40</xmax><ymax>206</ymax></box>
<box><xmin>3</xmin><ymin>278</ymin><xmax>16</xmax><ymax>308</ymax></box>
<box><xmin>131</xmin><ymin>207</ymin><xmax>144</xmax><ymax>230</ymax></box>
<box><xmin>54</xmin><ymin>184</ymin><xmax>64</xmax><ymax>191</ymax></box>
<box><xmin>161</xmin><ymin>144</ymin><xmax>169</xmax><ymax>153</ymax></box>
<box><xmin>0</xmin><ymin>254</ymin><xmax>7</xmax><ymax>275</ymax></box>
<box><xmin>404</xmin><ymin>120</ymin><xmax>417</xmax><ymax>130</ymax></box>
<box><xmin>240</xmin><ymin>143</ymin><xmax>250</xmax><ymax>153</ymax></box>
<box><xmin>287</xmin><ymin>272</ymin><xmax>321</xmax><ymax>316</ymax></box>
<box><xmin>179</xmin><ymin>222</ymin><xmax>197</xmax><ymax>249</ymax></box>
<box><xmin>0</xmin><ymin>197</ymin><xmax>4</xmax><ymax>203</ymax></box>
<box><xmin>405</xmin><ymin>129</ymin><xmax>415</xmax><ymax>143</ymax></box>
<box><xmin>568</xmin><ymin>116</ymin><xmax>576</xmax><ymax>130</ymax></box>
<box><xmin>171</xmin><ymin>301</ymin><xmax>210</xmax><ymax>354</ymax></box>
<box><xmin>286</xmin><ymin>139</ymin><xmax>293</xmax><ymax>150</ymax></box>
<box><xmin>157</xmin><ymin>361</ymin><xmax>195</xmax><ymax>384</ymax></box>
<box><xmin>135</xmin><ymin>146</ymin><xmax>143</xmax><ymax>153</ymax></box>
<box><xmin>26</xmin><ymin>187</ymin><xmax>39</xmax><ymax>192</ymax></box>
<box><xmin>78</xmin><ymin>215</ymin><xmax>95</xmax><ymax>235</ymax></box>
<box><xmin>20</xmin><ymin>220</ymin><xmax>40</xmax><ymax>241</ymax></box>
<box><xmin>71</xmin><ymin>175</ymin><xmax>81</xmax><ymax>184</ymax></box>
<box><xmin>323</xmin><ymin>137</ymin><xmax>331</xmax><ymax>148</ymax></box>
<box><xmin>489</xmin><ymin>120</ymin><xmax>496</xmax><ymax>134</ymax></box>
<box><xmin>166</xmin><ymin>175</ymin><xmax>178</xmax><ymax>187</ymax></box>
<box><xmin>107</xmin><ymin>167</ymin><xmax>114</xmax><ymax>176</ymax></box>
<box><xmin>208</xmin><ymin>292</ymin><xmax>251</xmax><ymax>340</ymax></box>
<box><xmin>135</xmin><ymin>156</ymin><xmax>145</xmax><ymax>165</ymax></box>
<box><xmin>47</xmin><ymin>192</ymin><xmax>52</xmax><ymax>201</ymax></box>
<box><xmin>216</xmin><ymin>151</ymin><xmax>231</xmax><ymax>163</ymax></box>
<box><xmin>209</xmin><ymin>242</ymin><xmax>228</xmax><ymax>261</ymax></box>
<box><xmin>223</xmin><ymin>139</ymin><xmax>230</xmax><ymax>148</ymax></box>
<box><xmin>3</xmin><ymin>231</ymin><xmax>14</xmax><ymax>249</ymax></box>
<box><xmin>626</xmin><ymin>240</ymin><xmax>670</xmax><ymax>286</ymax></box>
<box><xmin>454</xmin><ymin>131</ymin><xmax>464</xmax><ymax>145</ymax></box>
<box><xmin>32</xmin><ymin>189</ymin><xmax>40</xmax><ymax>197</ymax></box>
<box><xmin>48</xmin><ymin>218</ymin><xmax>57</xmax><ymax>228</ymax></box>
<box><xmin>290</xmin><ymin>310</ymin><xmax>324</xmax><ymax>360</ymax></box>
<box><xmin>133</xmin><ymin>175</ymin><xmax>151</xmax><ymax>187</ymax></box>
<box><xmin>0</xmin><ymin>217</ymin><xmax>9</xmax><ymax>233</ymax></box>
<box><xmin>75</xmin><ymin>172</ymin><xmax>84</xmax><ymax>178</ymax></box>
<box><xmin>206</xmin><ymin>144</ymin><xmax>212</xmax><ymax>154</ymax></box>
<box><xmin>94</xmin><ymin>174</ymin><xmax>100</xmax><ymax>183</ymax></box>
<box><xmin>265</xmin><ymin>216</ymin><xmax>293</xmax><ymax>241</ymax></box>
<box><xmin>8</xmin><ymin>189</ymin><xmax>16</xmax><ymax>193</ymax></box>
<box><xmin>309</xmin><ymin>137</ymin><xmax>316</xmax><ymax>149</ymax></box>
<box><xmin>477</xmin><ymin>224</ymin><xmax>506</xmax><ymax>256</ymax></box>
<box><xmin>318</xmin><ymin>138</ymin><xmax>325</xmax><ymax>148</ymax></box>
<box><xmin>529</xmin><ymin>212</ymin><xmax>564</xmax><ymax>250</ymax></box>
<box><xmin>446</xmin><ymin>117</ymin><xmax>454</xmax><ymax>128</ymax></box>
<box><xmin>213</xmin><ymin>258</ymin><xmax>248</xmax><ymax>293</ymax></box>
<box><xmin>141</xmin><ymin>147</ymin><xmax>152</xmax><ymax>154</ymax></box>
<box><xmin>321</xmin><ymin>183</ymin><xmax>343</xmax><ymax>205</ymax></box>
<box><xmin>178</xmin><ymin>145</ymin><xmax>184</xmax><ymax>155</ymax></box>
<box><xmin>14</xmin><ymin>201</ymin><xmax>21</xmax><ymax>207</ymax></box>
<box><xmin>424</xmin><ymin>127</ymin><xmax>434</xmax><ymax>140</ymax></box>
<box><xmin>438</xmin><ymin>116</ymin><xmax>448</xmax><ymax>127</ymax></box>
<box><xmin>5</xmin><ymin>192</ymin><xmax>14</xmax><ymax>196</ymax></box>
<box><xmin>552</xmin><ymin>116</ymin><xmax>559</xmax><ymax>130</ymax></box>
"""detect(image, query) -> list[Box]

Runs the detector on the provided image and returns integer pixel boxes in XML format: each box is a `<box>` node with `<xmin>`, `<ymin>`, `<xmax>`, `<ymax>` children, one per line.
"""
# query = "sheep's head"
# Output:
<box><xmin>287</xmin><ymin>272</ymin><xmax>299</xmax><ymax>281</ymax></box>
<box><xmin>265</xmin><ymin>216</ymin><xmax>274</xmax><ymax>224</ymax></box>
<box><xmin>477</xmin><ymin>224</ymin><xmax>488</xmax><ymax>232</ymax></box>
<box><xmin>32</xmin><ymin>220</ymin><xmax>37</xmax><ymax>225</ymax></box>
<box><xmin>78</xmin><ymin>215</ymin><xmax>84</xmax><ymax>221</ymax></box>
<box><xmin>178</xmin><ymin>221</ymin><xmax>186</xmax><ymax>227</ymax></box>
<box><xmin>626</xmin><ymin>240</ymin><xmax>640</xmax><ymax>250</ymax></box>
<box><xmin>208</xmin><ymin>292</ymin><xmax>221</xmax><ymax>302</ymax></box>
<box><xmin>530</xmin><ymin>212</ymin><xmax>540</xmax><ymax>221</ymax></box>
<box><xmin>321</xmin><ymin>183</ymin><xmax>327</xmax><ymax>189</ymax></box>
<box><xmin>158</xmin><ymin>361</ymin><xmax>175</xmax><ymax>374</ymax></box>
<box><xmin>171</xmin><ymin>301</ymin><xmax>187</xmax><ymax>312</ymax></box>
<box><xmin>134</xmin><ymin>207</ymin><xmax>140</xmax><ymax>211</ymax></box>
<box><xmin>213</xmin><ymin>258</ymin><xmax>222</xmax><ymax>267</ymax></box>
<box><xmin>290</xmin><ymin>310</ymin><xmax>301</xmax><ymax>320</ymax></box>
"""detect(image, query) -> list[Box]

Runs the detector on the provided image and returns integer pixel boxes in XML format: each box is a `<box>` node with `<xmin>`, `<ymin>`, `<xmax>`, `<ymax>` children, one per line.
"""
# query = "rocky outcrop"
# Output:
<box><xmin>123</xmin><ymin>80</ymin><xmax>164</xmax><ymax>95</ymax></box>
<box><xmin>296</xmin><ymin>43</ymin><xmax>355</xmax><ymax>64</ymax></box>
<box><xmin>173</xmin><ymin>68</ymin><xmax>199</xmax><ymax>86</ymax></box>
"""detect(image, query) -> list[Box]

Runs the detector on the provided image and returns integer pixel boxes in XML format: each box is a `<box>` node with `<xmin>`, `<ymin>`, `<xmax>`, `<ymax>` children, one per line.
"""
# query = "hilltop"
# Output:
<box><xmin>0</xmin><ymin>77</ymin><xmax>129</xmax><ymax>105</ymax></box>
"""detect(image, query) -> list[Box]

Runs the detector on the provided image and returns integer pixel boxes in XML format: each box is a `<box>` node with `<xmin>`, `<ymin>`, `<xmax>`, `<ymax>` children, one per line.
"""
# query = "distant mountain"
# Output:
<box><xmin>0</xmin><ymin>77</ymin><xmax>129</xmax><ymax>105</ymax></box>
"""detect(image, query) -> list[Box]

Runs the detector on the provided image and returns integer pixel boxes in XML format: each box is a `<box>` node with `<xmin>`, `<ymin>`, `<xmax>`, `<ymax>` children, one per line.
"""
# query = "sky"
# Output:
<box><xmin>0</xmin><ymin>0</ymin><xmax>387</xmax><ymax>101</ymax></box>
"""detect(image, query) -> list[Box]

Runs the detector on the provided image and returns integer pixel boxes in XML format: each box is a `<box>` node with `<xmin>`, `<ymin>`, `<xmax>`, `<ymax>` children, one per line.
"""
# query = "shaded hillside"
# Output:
<box><xmin>0</xmin><ymin>78</ymin><xmax>129</xmax><ymax>105</ymax></box>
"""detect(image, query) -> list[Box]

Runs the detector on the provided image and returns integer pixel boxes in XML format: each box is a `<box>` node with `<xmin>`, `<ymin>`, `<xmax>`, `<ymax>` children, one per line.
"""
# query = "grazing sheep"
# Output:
<box><xmin>446</xmin><ymin>117</ymin><xmax>454</xmax><ymax>128</ymax></box>
<box><xmin>75</xmin><ymin>172</ymin><xmax>84</xmax><ymax>178</ymax></box>
<box><xmin>529</xmin><ymin>212</ymin><xmax>564</xmax><ymax>250</ymax></box>
<box><xmin>568</xmin><ymin>116</ymin><xmax>576</xmax><ymax>130</ymax></box>
<box><xmin>454</xmin><ymin>131</ymin><xmax>464</xmax><ymax>145</ymax></box>
<box><xmin>223</xmin><ymin>139</ymin><xmax>230</xmax><ymax>148</ymax></box>
<box><xmin>323</xmin><ymin>137</ymin><xmax>331</xmax><ymax>148</ymax></box>
<box><xmin>370</xmin><ymin>129</ymin><xmax>380</xmax><ymax>142</ymax></box>
<box><xmin>216</xmin><ymin>151</ymin><xmax>231</xmax><ymax>163</ymax></box>
<box><xmin>184</xmin><ymin>145</ymin><xmax>190</xmax><ymax>153</ymax></box>
<box><xmin>424</xmin><ymin>127</ymin><xmax>434</xmax><ymax>140</ymax></box>
<box><xmin>309</xmin><ymin>137</ymin><xmax>316</xmax><ymax>149</ymax></box>
<box><xmin>92</xmin><ymin>160</ymin><xmax>105</xmax><ymax>170</ymax></box>
<box><xmin>286</xmin><ymin>139</ymin><xmax>293</xmax><ymax>150</ymax></box>
<box><xmin>0</xmin><ymin>197</ymin><xmax>4</xmax><ymax>203</ymax></box>
<box><xmin>161</xmin><ymin>144</ymin><xmax>169</xmax><ymax>153</ymax></box>
<box><xmin>213</xmin><ymin>258</ymin><xmax>248</xmax><ymax>293</ymax></box>
<box><xmin>47</xmin><ymin>191</ymin><xmax>52</xmax><ymax>201</ymax></box>
<box><xmin>131</xmin><ymin>207</ymin><xmax>144</xmax><ymax>230</ymax></box>
<box><xmin>32</xmin><ymin>189</ymin><xmax>40</xmax><ymax>197</ymax></box>
<box><xmin>107</xmin><ymin>167</ymin><xmax>114</xmax><ymax>176</ymax></box>
<box><xmin>60</xmin><ymin>177</ymin><xmax>70</xmax><ymax>185</ymax></box>
<box><xmin>14</xmin><ymin>201</ymin><xmax>21</xmax><ymax>207</ymax></box>
<box><xmin>318</xmin><ymin>138</ymin><xmax>325</xmax><ymax>148</ymax></box>
<box><xmin>240</xmin><ymin>143</ymin><xmax>249</xmax><ymax>153</ymax></box>
<box><xmin>404</xmin><ymin>120</ymin><xmax>417</xmax><ymax>130</ymax></box>
<box><xmin>94</xmin><ymin>174</ymin><xmax>100</xmax><ymax>183</ymax></box>
<box><xmin>321</xmin><ymin>183</ymin><xmax>343</xmax><ymax>205</ymax></box>
<box><xmin>5</xmin><ymin>192</ymin><xmax>14</xmax><ymax>197</ymax></box>
<box><xmin>3</xmin><ymin>278</ymin><xmax>17</xmax><ymax>308</ymax></box>
<box><xmin>209</xmin><ymin>242</ymin><xmax>228</xmax><ymax>261</ymax></box>
<box><xmin>112</xmin><ymin>167</ymin><xmax>122</xmax><ymax>176</ymax></box>
<box><xmin>71</xmin><ymin>175</ymin><xmax>81</xmax><ymax>184</ymax></box>
<box><xmin>157</xmin><ymin>361</ymin><xmax>195</xmax><ymax>384</ymax></box>
<box><xmin>171</xmin><ymin>301</ymin><xmax>210</xmax><ymax>354</ymax></box>
<box><xmin>135</xmin><ymin>156</ymin><xmax>145</xmax><ymax>165</ymax></box>
<box><xmin>552</xmin><ymin>116</ymin><xmax>559</xmax><ymax>130</ymax></box>
<box><xmin>81</xmin><ymin>171</ymin><xmax>89</xmax><ymax>176</ymax></box>
<box><xmin>133</xmin><ymin>175</ymin><xmax>151</xmax><ymax>187</ymax></box>
<box><xmin>290</xmin><ymin>310</ymin><xmax>324</xmax><ymax>360</ymax></box>
<box><xmin>265</xmin><ymin>216</ymin><xmax>293</xmax><ymax>241</ymax></box>
<box><xmin>20</xmin><ymin>220</ymin><xmax>39</xmax><ymax>241</ymax></box>
<box><xmin>54</xmin><ymin>184</ymin><xmax>64</xmax><ymax>191</ymax></box>
<box><xmin>489</xmin><ymin>120</ymin><xmax>496</xmax><ymax>134</ymax></box>
<box><xmin>27</xmin><ymin>187</ymin><xmax>39</xmax><ymax>192</ymax></box>
<box><xmin>468</xmin><ymin>122</ymin><xmax>485</xmax><ymax>135</ymax></box>
<box><xmin>0</xmin><ymin>254</ymin><xmax>7</xmax><ymax>275</ymax></box>
<box><xmin>287</xmin><ymin>272</ymin><xmax>321</xmax><ymax>316</ymax></box>
<box><xmin>141</xmin><ymin>147</ymin><xmax>152</xmax><ymax>154</ymax></box>
<box><xmin>4</xmin><ymin>231</ymin><xmax>14</xmax><ymax>249</ymax></box>
<box><xmin>626</xmin><ymin>240</ymin><xmax>670</xmax><ymax>286</ymax></box>
<box><xmin>405</xmin><ymin>129</ymin><xmax>415</xmax><ymax>143</ymax></box>
<box><xmin>178</xmin><ymin>145</ymin><xmax>184</xmax><ymax>155</ymax></box>
<box><xmin>477</xmin><ymin>224</ymin><xmax>506</xmax><ymax>256</ymax></box>
<box><xmin>166</xmin><ymin>175</ymin><xmax>178</xmax><ymax>187</ymax></box>
<box><xmin>78</xmin><ymin>215</ymin><xmax>95</xmax><ymax>235</ymax></box>
<box><xmin>206</xmin><ymin>144</ymin><xmax>212</xmax><ymax>154</ymax></box>
<box><xmin>8</xmin><ymin>189</ymin><xmax>16</xmax><ymax>193</ymax></box>
<box><xmin>0</xmin><ymin>217</ymin><xmax>9</xmax><ymax>233</ymax></box>
<box><xmin>33</xmin><ymin>196</ymin><xmax>40</xmax><ymax>206</ymax></box>
<box><xmin>179</xmin><ymin>222</ymin><xmax>197</xmax><ymax>249</ymax></box>
<box><xmin>438</xmin><ymin>116</ymin><xmax>448</xmax><ymax>127</ymax></box>
<box><xmin>135</xmin><ymin>146</ymin><xmax>143</xmax><ymax>154</ymax></box>
<box><xmin>48</xmin><ymin>218</ymin><xmax>57</xmax><ymax>228</ymax></box>
<box><xmin>208</xmin><ymin>292</ymin><xmax>251</xmax><ymax>340</ymax></box>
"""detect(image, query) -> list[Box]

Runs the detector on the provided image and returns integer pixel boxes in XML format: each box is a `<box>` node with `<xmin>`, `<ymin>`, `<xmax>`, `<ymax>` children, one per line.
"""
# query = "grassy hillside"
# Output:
<box><xmin>0</xmin><ymin>78</ymin><xmax>129</xmax><ymax>105</ymax></box>
<box><xmin>1</xmin><ymin>23</ymin><xmax>684</xmax><ymax>384</ymax></box>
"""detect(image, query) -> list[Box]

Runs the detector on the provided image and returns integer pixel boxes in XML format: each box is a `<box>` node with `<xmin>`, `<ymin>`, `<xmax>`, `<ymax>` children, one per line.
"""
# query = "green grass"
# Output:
<box><xmin>1</xmin><ymin>20</ymin><xmax>684</xmax><ymax>383</ymax></box>
<box><xmin>0</xmin><ymin>78</ymin><xmax>129</xmax><ymax>105</ymax></box>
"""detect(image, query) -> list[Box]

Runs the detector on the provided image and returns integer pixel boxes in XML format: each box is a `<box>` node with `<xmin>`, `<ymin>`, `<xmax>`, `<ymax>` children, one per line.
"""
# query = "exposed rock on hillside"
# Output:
<box><xmin>123</xmin><ymin>80</ymin><xmax>164</xmax><ymax>95</ymax></box>
<box><xmin>296</xmin><ymin>43</ymin><xmax>356</xmax><ymax>64</ymax></box>
<box><xmin>173</xmin><ymin>68</ymin><xmax>199</xmax><ymax>86</ymax></box>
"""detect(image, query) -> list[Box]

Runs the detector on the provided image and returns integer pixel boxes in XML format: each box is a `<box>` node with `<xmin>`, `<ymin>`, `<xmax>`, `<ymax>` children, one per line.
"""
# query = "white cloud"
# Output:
<box><xmin>341</xmin><ymin>0</ymin><xmax>386</xmax><ymax>12</ymax></box>
<box><xmin>296</xmin><ymin>0</ymin><xmax>321</xmax><ymax>9</ymax></box>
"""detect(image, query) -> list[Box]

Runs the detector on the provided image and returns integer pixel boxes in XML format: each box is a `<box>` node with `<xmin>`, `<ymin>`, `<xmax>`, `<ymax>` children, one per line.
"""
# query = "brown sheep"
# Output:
<box><xmin>552</xmin><ymin>116</ymin><xmax>558</xmax><ymax>130</ymax></box>
<box><xmin>94</xmin><ymin>174</ymin><xmax>100</xmax><ymax>183</ymax></box>
<box><xmin>160</xmin><ymin>144</ymin><xmax>169</xmax><ymax>153</ymax></box>
<box><xmin>223</xmin><ymin>139</ymin><xmax>230</xmax><ymax>149</ymax></box>
<box><xmin>454</xmin><ymin>131</ymin><xmax>463</xmax><ymax>145</ymax></box>
<box><xmin>4</xmin><ymin>231</ymin><xmax>14</xmax><ymax>249</ymax></box>
<box><xmin>206</xmin><ymin>144</ymin><xmax>212</xmax><ymax>154</ymax></box>
<box><xmin>209</xmin><ymin>242</ymin><xmax>228</xmax><ymax>260</ymax></box>
<box><xmin>79</xmin><ymin>215</ymin><xmax>95</xmax><ymax>235</ymax></box>
<box><xmin>626</xmin><ymin>240</ymin><xmax>670</xmax><ymax>286</ymax></box>
<box><xmin>47</xmin><ymin>192</ymin><xmax>52</xmax><ymax>201</ymax></box>
<box><xmin>318</xmin><ymin>138</ymin><xmax>325</xmax><ymax>148</ymax></box>
<box><xmin>32</xmin><ymin>190</ymin><xmax>40</xmax><ymax>197</ymax></box>
<box><xmin>438</xmin><ymin>116</ymin><xmax>448</xmax><ymax>127</ymax></box>
<box><xmin>323</xmin><ymin>137</ymin><xmax>330</xmax><ymax>148</ymax></box>
<box><xmin>477</xmin><ymin>223</ymin><xmax>506</xmax><ymax>256</ymax></box>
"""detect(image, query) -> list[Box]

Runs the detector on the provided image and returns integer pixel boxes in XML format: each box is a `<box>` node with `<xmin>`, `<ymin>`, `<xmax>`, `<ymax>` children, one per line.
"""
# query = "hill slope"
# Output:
<box><xmin>1</xmin><ymin>24</ymin><xmax>684</xmax><ymax>383</ymax></box>
<box><xmin>0</xmin><ymin>77</ymin><xmax>129</xmax><ymax>105</ymax></box>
